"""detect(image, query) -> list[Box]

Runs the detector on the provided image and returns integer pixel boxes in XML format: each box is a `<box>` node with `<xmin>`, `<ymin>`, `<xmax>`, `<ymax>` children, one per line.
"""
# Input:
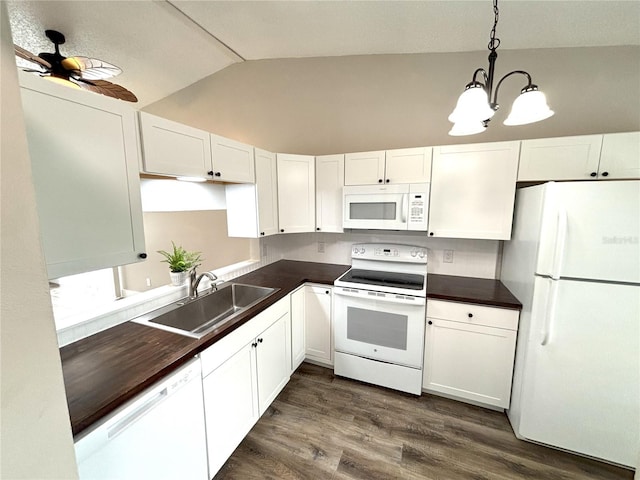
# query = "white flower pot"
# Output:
<box><xmin>169</xmin><ymin>271</ymin><xmax>188</xmax><ymax>286</ymax></box>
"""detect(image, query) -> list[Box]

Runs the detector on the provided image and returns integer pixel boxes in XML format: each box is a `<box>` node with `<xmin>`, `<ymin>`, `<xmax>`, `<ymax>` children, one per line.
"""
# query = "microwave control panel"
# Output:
<box><xmin>407</xmin><ymin>185</ymin><xmax>429</xmax><ymax>231</ymax></box>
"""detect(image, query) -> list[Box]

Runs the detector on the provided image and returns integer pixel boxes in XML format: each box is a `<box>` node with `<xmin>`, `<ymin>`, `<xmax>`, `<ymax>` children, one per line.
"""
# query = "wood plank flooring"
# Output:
<box><xmin>214</xmin><ymin>363</ymin><xmax>634</xmax><ymax>480</ymax></box>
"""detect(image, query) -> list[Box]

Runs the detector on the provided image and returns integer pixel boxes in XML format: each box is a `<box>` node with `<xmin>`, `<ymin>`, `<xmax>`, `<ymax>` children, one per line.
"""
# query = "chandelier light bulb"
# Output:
<box><xmin>504</xmin><ymin>88</ymin><xmax>555</xmax><ymax>126</ymax></box>
<box><xmin>448</xmin><ymin>84</ymin><xmax>495</xmax><ymax>124</ymax></box>
<box><xmin>448</xmin><ymin>120</ymin><xmax>487</xmax><ymax>136</ymax></box>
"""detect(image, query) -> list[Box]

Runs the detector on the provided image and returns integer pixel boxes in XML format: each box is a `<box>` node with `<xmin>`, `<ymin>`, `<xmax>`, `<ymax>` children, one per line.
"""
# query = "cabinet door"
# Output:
<box><xmin>290</xmin><ymin>287</ymin><xmax>306</xmax><ymax>372</ymax></box>
<box><xmin>599</xmin><ymin>132</ymin><xmax>640</xmax><ymax>179</ymax></box>
<box><xmin>344</xmin><ymin>151</ymin><xmax>385</xmax><ymax>185</ymax></box>
<box><xmin>256</xmin><ymin>312</ymin><xmax>290</xmax><ymax>415</ymax></box>
<box><xmin>518</xmin><ymin>135</ymin><xmax>602</xmax><ymax>181</ymax></box>
<box><xmin>139</xmin><ymin>111</ymin><xmax>212</xmax><ymax>178</ymax></box>
<box><xmin>315</xmin><ymin>154</ymin><xmax>344</xmax><ymax>233</ymax></box>
<box><xmin>430</xmin><ymin>141</ymin><xmax>519</xmax><ymax>240</ymax></box>
<box><xmin>305</xmin><ymin>285</ymin><xmax>333</xmax><ymax>365</ymax></box>
<box><xmin>210</xmin><ymin>134</ymin><xmax>255</xmax><ymax>183</ymax></box>
<box><xmin>276</xmin><ymin>154</ymin><xmax>316</xmax><ymax>233</ymax></box>
<box><xmin>423</xmin><ymin>317</ymin><xmax>517</xmax><ymax>408</ymax></box>
<box><xmin>202</xmin><ymin>342</ymin><xmax>258</xmax><ymax>477</ymax></box>
<box><xmin>255</xmin><ymin>148</ymin><xmax>279</xmax><ymax>236</ymax></box>
<box><xmin>20</xmin><ymin>81</ymin><xmax>146</xmax><ymax>279</ymax></box>
<box><xmin>385</xmin><ymin>147</ymin><xmax>432</xmax><ymax>184</ymax></box>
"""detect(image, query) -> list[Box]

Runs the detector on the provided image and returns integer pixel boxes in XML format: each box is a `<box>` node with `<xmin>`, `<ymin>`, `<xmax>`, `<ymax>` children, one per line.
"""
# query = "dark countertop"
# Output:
<box><xmin>60</xmin><ymin>260</ymin><xmax>520</xmax><ymax>437</ymax></box>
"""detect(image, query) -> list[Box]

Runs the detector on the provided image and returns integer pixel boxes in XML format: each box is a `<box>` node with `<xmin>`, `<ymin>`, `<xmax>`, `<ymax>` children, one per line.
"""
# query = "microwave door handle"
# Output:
<box><xmin>400</xmin><ymin>194</ymin><xmax>408</xmax><ymax>223</ymax></box>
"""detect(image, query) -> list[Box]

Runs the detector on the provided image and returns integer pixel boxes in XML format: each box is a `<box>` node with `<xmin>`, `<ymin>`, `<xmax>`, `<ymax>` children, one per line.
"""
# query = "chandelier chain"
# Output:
<box><xmin>488</xmin><ymin>0</ymin><xmax>501</xmax><ymax>51</ymax></box>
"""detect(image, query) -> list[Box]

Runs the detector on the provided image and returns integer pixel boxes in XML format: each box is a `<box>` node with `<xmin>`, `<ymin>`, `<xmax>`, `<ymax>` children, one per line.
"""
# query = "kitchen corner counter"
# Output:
<box><xmin>60</xmin><ymin>260</ymin><xmax>350</xmax><ymax>437</ymax></box>
<box><xmin>426</xmin><ymin>274</ymin><xmax>522</xmax><ymax>309</ymax></box>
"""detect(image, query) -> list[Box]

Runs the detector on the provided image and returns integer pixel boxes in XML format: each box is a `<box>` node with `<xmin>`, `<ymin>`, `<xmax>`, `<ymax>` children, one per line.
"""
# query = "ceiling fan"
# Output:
<box><xmin>14</xmin><ymin>29</ymin><xmax>137</xmax><ymax>103</ymax></box>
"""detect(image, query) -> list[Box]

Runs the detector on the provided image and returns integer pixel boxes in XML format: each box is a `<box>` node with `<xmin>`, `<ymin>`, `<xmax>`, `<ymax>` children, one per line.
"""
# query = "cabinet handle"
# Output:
<box><xmin>590</xmin><ymin>172</ymin><xmax>597</xmax><ymax>177</ymax></box>
<box><xmin>258</xmin><ymin>338</ymin><xmax>263</xmax><ymax>343</ymax></box>
<box><xmin>385</xmin><ymin>179</ymin><xmax>390</xmax><ymax>183</ymax></box>
<box><xmin>429</xmin><ymin>232</ymin><xmax>434</xmax><ymax>236</ymax></box>
<box><xmin>601</xmin><ymin>171</ymin><xmax>609</xmax><ymax>177</ymax></box>
<box><xmin>214</xmin><ymin>172</ymin><xmax>221</xmax><ymax>177</ymax></box>
<box><xmin>138</xmin><ymin>253</ymin><xmax>147</xmax><ymax>259</ymax></box>
<box><xmin>207</xmin><ymin>170</ymin><xmax>214</xmax><ymax>176</ymax></box>
<box><xmin>428</xmin><ymin>320</ymin><xmax>433</xmax><ymax>325</ymax></box>
<box><xmin>378</xmin><ymin>179</ymin><xmax>383</xmax><ymax>183</ymax></box>
<box><xmin>280</xmin><ymin>229</ymin><xmax>285</xmax><ymax>233</ymax></box>
<box><xmin>468</xmin><ymin>313</ymin><xmax>473</xmax><ymax>318</ymax></box>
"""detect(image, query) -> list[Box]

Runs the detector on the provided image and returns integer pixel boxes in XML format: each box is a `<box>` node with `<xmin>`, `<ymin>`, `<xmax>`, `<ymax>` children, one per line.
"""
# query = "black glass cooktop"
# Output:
<box><xmin>338</xmin><ymin>269</ymin><xmax>424</xmax><ymax>290</ymax></box>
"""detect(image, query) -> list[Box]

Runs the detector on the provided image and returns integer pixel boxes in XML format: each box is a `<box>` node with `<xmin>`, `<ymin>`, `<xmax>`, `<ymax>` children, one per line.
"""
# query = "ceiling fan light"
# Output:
<box><xmin>44</xmin><ymin>75</ymin><xmax>81</xmax><ymax>90</ymax></box>
<box><xmin>448</xmin><ymin>120</ymin><xmax>487</xmax><ymax>136</ymax></box>
<box><xmin>504</xmin><ymin>88</ymin><xmax>554</xmax><ymax>126</ymax></box>
<box><xmin>448</xmin><ymin>84</ymin><xmax>495</xmax><ymax>124</ymax></box>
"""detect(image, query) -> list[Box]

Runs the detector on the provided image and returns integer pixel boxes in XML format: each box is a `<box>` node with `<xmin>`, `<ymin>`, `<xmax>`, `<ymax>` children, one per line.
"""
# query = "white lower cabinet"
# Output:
<box><xmin>290</xmin><ymin>286</ymin><xmax>306</xmax><ymax>372</ymax></box>
<box><xmin>305</xmin><ymin>285</ymin><xmax>333</xmax><ymax>366</ymax></box>
<box><xmin>200</xmin><ymin>297</ymin><xmax>290</xmax><ymax>478</ymax></box>
<box><xmin>423</xmin><ymin>299</ymin><xmax>519</xmax><ymax>409</ymax></box>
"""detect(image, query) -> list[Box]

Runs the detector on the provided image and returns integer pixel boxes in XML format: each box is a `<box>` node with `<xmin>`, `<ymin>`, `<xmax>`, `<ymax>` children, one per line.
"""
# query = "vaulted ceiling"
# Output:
<box><xmin>8</xmin><ymin>1</ymin><xmax>640</xmax><ymax>106</ymax></box>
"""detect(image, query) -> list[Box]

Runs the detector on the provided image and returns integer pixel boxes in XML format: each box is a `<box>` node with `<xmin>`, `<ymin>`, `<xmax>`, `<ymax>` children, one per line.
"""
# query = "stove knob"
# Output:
<box><xmin>418</xmin><ymin>251</ymin><xmax>425</xmax><ymax>259</ymax></box>
<box><xmin>361</xmin><ymin>247</ymin><xmax>366</xmax><ymax>254</ymax></box>
<box><xmin>411</xmin><ymin>250</ymin><xmax>417</xmax><ymax>257</ymax></box>
<box><xmin>394</xmin><ymin>249</ymin><xmax>398</xmax><ymax>256</ymax></box>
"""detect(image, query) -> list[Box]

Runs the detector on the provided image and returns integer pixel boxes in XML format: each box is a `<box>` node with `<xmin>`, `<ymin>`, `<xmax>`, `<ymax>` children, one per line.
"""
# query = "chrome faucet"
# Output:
<box><xmin>188</xmin><ymin>268</ymin><xmax>218</xmax><ymax>299</ymax></box>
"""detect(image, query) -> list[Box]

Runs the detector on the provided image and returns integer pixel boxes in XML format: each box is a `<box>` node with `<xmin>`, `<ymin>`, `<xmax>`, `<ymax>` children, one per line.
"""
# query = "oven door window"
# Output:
<box><xmin>347</xmin><ymin>307</ymin><xmax>407</xmax><ymax>350</ymax></box>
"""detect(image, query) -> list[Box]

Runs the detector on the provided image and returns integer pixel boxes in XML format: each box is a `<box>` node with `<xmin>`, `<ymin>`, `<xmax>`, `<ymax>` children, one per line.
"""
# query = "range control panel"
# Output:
<box><xmin>351</xmin><ymin>243</ymin><xmax>427</xmax><ymax>263</ymax></box>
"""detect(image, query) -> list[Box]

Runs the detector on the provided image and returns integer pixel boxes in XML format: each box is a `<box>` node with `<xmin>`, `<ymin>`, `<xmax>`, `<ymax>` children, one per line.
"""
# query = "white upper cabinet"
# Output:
<box><xmin>518</xmin><ymin>135</ymin><xmax>602</xmax><ymax>181</ymax></box>
<box><xmin>139</xmin><ymin>111</ymin><xmax>212</xmax><ymax>178</ymax></box>
<box><xmin>599</xmin><ymin>132</ymin><xmax>640</xmax><ymax>179</ymax></box>
<box><xmin>225</xmin><ymin>148</ymin><xmax>278</xmax><ymax>238</ymax></box>
<box><xmin>277</xmin><ymin>154</ymin><xmax>316</xmax><ymax>234</ymax></box>
<box><xmin>20</xmin><ymin>73</ymin><xmax>146</xmax><ymax>279</ymax></box>
<box><xmin>210</xmin><ymin>134</ymin><xmax>255</xmax><ymax>183</ymax></box>
<box><xmin>344</xmin><ymin>150</ymin><xmax>385</xmax><ymax>185</ymax></box>
<box><xmin>344</xmin><ymin>147</ymin><xmax>431</xmax><ymax>185</ymax></box>
<box><xmin>384</xmin><ymin>147</ymin><xmax>432</xmax><ymax>184</ymax></box>
<box><xmin>430</xmin><ymin>141</ymin><xmax>520</xmax><ymax>240</ymax></box>
<box><xmin>315</xmin><ymin>154</ymin><xmax>345</xmax><ymax>233</ymax></box>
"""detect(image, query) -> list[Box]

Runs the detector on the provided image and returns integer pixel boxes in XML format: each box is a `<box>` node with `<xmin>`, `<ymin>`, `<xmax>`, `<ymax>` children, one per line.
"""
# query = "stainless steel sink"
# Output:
<box><xmin>132</xmin><ymin>283</ymin><xmax>279</xmax><ymax>338</ymax></box>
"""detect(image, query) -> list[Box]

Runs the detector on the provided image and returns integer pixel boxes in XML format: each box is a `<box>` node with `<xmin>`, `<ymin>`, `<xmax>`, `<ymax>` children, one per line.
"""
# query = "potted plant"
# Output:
<box><xmin>157</xmin><ymin>241</ymin><xmax>202</xmax><ymax>286</ymax></box>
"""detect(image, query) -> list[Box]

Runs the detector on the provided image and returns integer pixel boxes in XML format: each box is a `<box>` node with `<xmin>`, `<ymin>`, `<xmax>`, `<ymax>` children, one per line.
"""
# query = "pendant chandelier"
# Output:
<box><xmin>448</xmin><ymin>0</ymin><xmax>554</xmax><ymax>136</ymax></box>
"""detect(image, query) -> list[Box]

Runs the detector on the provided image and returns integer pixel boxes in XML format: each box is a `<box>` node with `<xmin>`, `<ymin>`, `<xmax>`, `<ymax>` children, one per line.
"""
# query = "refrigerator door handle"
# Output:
<box><xmin>551</xmin><ymin>207</ymin><xmax>568</xmax><ymax>280</ymax></box>
<box><xmin>541</xmin><ymin>279</ymin><xmax>559</xmax><ymax>346</ymax></box>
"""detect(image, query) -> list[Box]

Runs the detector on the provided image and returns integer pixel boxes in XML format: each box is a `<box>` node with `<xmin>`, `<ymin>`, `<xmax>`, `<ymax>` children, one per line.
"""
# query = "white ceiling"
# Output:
<box><xmin>7</xmin><ymin>1</ymin><xmax>640</xmax><ymax>106</ymax></box>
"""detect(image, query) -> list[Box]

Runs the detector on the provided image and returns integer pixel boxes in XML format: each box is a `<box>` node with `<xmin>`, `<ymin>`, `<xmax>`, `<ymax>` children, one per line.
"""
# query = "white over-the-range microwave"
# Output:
<box><xmin>343</xmin><ymin>183</ymin><xmax>429</xmax><ymax>231</ymax></box>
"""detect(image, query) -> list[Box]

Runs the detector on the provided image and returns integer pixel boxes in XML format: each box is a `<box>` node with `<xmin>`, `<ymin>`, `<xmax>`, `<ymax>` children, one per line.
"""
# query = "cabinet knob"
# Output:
<box><xmin>138</xmin><ymin>253</ymin><xmax>147</xmax><ymax>259</ymax></box>
<box><xmin>258</xmin><ymin>338</ymin><xmax>263</xmax><ymax>343</ymax></box>
<box><xmin>468</xmin><ymin>313</ymin><xmax>473</xmax><ymax>318</ymax></box>
<box><xmin>325</xmin><ymin>290</ymin><xmax>329</xmax><ymax>294</ymax></box>
<box><xmin>590</xmin><ymin>172</ymin><xmax>597</xmax><ymax>177</ymax></box>
<box><xmin>378</xmin><ymin>179</ymin><xmax>383</xmax><ymax>183</ymax></box>
<box><xmin>601</xmin><ymin>171</ymin><xmax>609</xmax><ymax>177</ymax></box>
<box><xmin>316</xmin><ymin>227</ymin><xmax>320</xmax><ymax>231</ymax></box>
<box><xmin>280</xmin><ymin>229</ymin><xmax>285</xmax><ymax>233</ymax></box>
<box><xmin>207</xmin><ymin>170</ymin><xmax>214</xmax><ymax>176</ymax></box>
<box><xmin>260</xmin><ymin>232</ymin><xmax>265</xmax><ymax>236</ymax></box>
<box><xmin>428</xmin><ymin>320</ymin><xmax>433</xmax><ymax>325</ymax></box>
<box><xmin>429</xmin><ymin>232</ymin><xmax>434</xmax><ymax>236</ymax></box>
<box><xmin>251</xmin><ymin>342</ymin><xmax>257</xmax><ymax>348</ymax></box>
<box><xmin>214</xmin><ymin>172</ymin><xmax>221</xmax><ymax>177</ymax></box>
<box><xmin>385</xmin><ymin>179</ymin><xmax>390</xmax><ymax>183</ymax></box>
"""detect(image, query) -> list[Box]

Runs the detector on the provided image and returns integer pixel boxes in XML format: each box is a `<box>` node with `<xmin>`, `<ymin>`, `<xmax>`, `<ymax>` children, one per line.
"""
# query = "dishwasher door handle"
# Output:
<box><xmin>107</xmin><ymin>388</ymin><xmax>168</xmax><ymax>439</ymax></box>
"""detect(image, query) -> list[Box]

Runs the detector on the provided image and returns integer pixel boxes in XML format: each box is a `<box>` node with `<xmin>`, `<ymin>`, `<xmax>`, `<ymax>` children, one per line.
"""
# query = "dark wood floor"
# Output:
<box><xmin>214</xmin><ymin>363</ymin><xmax>634</xmax><ymax>480</ymax></box>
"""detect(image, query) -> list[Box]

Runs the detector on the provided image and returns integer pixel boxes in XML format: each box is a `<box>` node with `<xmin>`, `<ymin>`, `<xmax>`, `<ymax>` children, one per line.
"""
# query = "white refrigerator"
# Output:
<box><xmin>501</xmin><ymin>180</ymin><xmax>639</xmax><ymax>468</ymax></box>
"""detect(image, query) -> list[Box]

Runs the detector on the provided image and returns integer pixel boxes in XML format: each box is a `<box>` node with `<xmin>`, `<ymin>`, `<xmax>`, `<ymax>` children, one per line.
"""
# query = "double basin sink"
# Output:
<box><xmin>132</xmin><ymin>283</ymin><xmax>279</xmax><ymax>339</ymax></box>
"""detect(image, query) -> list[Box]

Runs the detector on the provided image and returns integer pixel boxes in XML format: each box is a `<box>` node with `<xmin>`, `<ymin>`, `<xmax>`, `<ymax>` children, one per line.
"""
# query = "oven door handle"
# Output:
<box><xmin>334</xmin><ymin>287</ymin><xmax>425</xmax><ymax>306</ymax></box>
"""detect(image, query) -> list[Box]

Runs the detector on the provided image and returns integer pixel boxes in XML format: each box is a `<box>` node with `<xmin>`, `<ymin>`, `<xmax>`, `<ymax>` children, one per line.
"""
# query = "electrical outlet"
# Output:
<box><xmin>443</xmin><ymin>250</ymin><xmax>454</xmax><ymax>263</ymax></box>
<box><xmin>317</xmin><ymin>241</ymin><xmax>325</xmax><ymax>253</ymax></box>
<box><xmin>146</xmin><ymin>278</ymin><xmax>152</xmax><ymax>287</ymax></box>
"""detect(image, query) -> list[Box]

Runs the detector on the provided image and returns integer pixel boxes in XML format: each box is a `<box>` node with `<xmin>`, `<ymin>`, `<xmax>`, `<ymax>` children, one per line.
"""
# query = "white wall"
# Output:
<box><xmin>0</xmin><ymin>4</ymin><xmax>78</xmax><ymax>478</ymax></box>
<box><xmin>261</xmin><ymin>232</ymin><xmax>501</xmax><ymax>279</ymax></box>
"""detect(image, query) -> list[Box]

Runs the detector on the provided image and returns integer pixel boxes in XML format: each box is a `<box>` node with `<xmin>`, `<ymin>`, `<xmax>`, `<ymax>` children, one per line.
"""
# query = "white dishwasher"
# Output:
<box><xmin>74</xmin><ymin>357</ymin><xmax>208</xmax><ymax>480</ymax></box>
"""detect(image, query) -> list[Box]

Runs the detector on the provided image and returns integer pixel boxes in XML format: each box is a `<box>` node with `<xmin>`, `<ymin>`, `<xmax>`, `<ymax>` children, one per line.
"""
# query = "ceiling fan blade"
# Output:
<box><xmin>74</xmin><ymin>78</ymin><xmax>138</xmax><ymax>103</ymax></box>
<box><xmin>14</xmin><ymin>44</ymin><xmax>52</xmax><ymax>69</ymax></box>
<box><xmin>62</xmin><ymin>56</ymin><xmax>122</xmax><ymax>80</ymax></box>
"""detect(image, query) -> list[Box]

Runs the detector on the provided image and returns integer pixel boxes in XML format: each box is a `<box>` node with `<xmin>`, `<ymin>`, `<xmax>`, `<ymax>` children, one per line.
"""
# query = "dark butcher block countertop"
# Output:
<box><xmin>60</xmin><ymin>260</ymin><xmax>521</xmax><ymax>437</ymax></box>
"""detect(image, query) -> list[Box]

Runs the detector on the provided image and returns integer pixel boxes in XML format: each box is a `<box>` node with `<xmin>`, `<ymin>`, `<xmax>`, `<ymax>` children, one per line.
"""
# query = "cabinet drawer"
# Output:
<box><xmin>426</xmin><ymin>299</ymin><xmax>518</xmax><ymax>331</ymax></box>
